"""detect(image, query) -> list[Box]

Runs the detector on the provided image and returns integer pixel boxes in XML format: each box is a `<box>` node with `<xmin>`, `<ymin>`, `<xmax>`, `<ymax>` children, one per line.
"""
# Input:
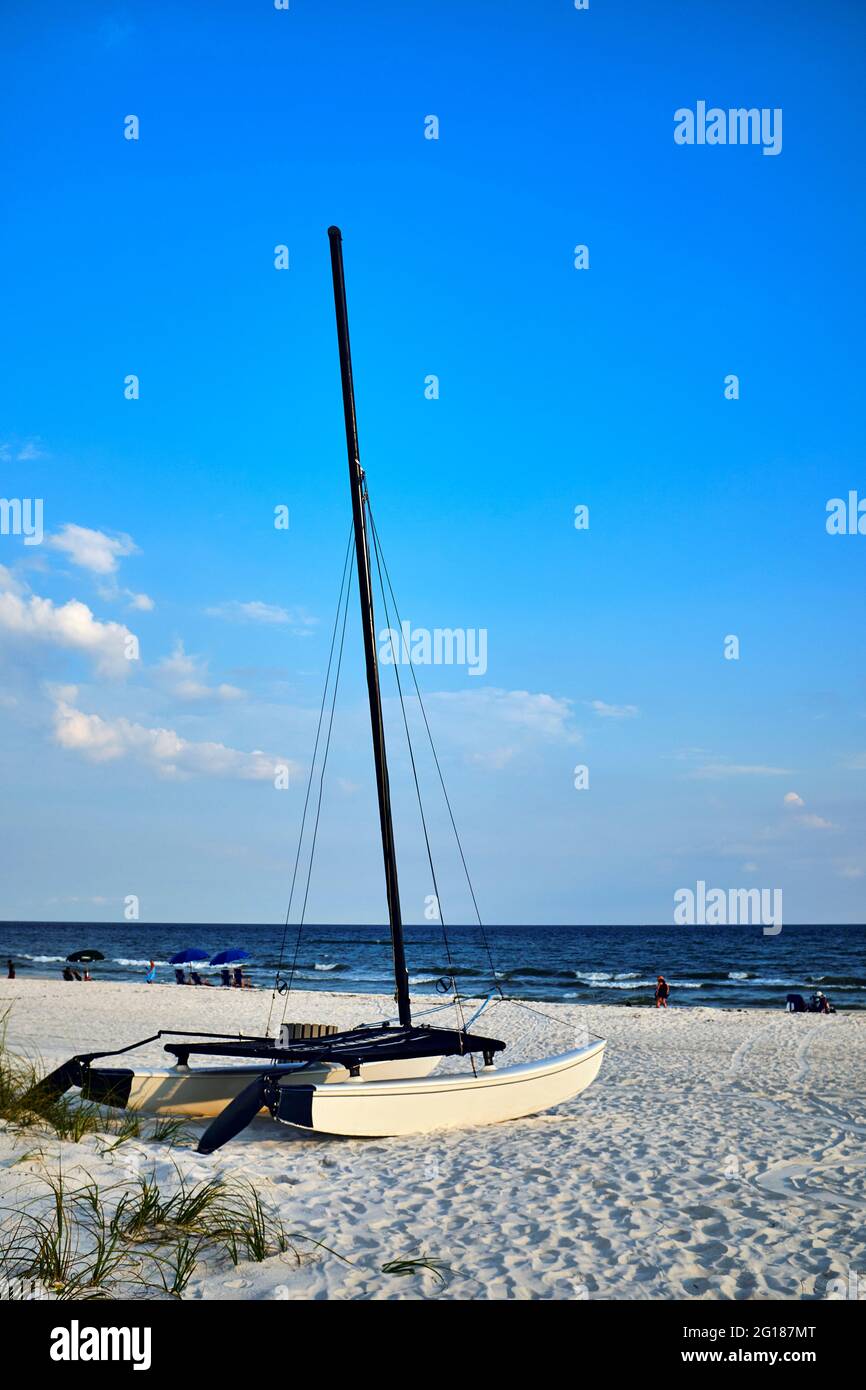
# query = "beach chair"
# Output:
<box><xmin>174</xmin><ymin>967</ymin><xmax>188</xmax><ymax>985</ymax></box>
<box><xmin>220</xmin><ymin>968</ymin><xmax>232</xmax><ymax>987</ymax></box>
<box><xmin>280</xmin><ymin>1022</ymin><xmax>341</xmax><ymax>1043</ymax></box>
<box><xmin>786</xmin><ymin>993</ymin><xmax>807</xmax><ymax>1012</ymax></box>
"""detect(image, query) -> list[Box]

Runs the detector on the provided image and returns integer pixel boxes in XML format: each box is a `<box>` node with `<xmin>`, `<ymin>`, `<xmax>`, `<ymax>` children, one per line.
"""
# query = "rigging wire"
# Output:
<box><xmin>366</xmin><ymin>496</ymin><xmax>471</xmax><ymax>1050</ymax></box>
<box><xmin>366</xmin><ymin>503</ymin><xmax>502</xmax><ymax>997</ymax></box>
<box><xmin>265</xmin><ymin>522</ymin><xmax>355</xmax><ymax>1036</ymax></box>
<box><xmin>278</xmin><ymin>548</ymin><xmax>355</xmax><ymax>1028</ymax></box>
<box><xmin>366</xmin><ymin>507</ymin><xmax>586</xmax><ymax>1048</ymax></box>
<box><xmin>504</xmin><ymin>995</ymin><xmax>607</xmax><ymax>1046</ymax></box>
<box><xmin>266</xmin><ymin>507</ymin><xmax>577</xmax><ymax>1053</ymax></box>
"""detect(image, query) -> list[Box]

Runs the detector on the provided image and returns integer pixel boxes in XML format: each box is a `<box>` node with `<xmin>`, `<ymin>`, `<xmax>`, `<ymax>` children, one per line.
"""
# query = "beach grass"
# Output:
<box><xmin>0</xmin><ymin>1007</ymin><xmax>116</xmax><ymax>1143</ymax></box>
<box><xmin>0</xmin><ymin>1011</ymin><xmax>313</xmax><ymax>1297</ymax></box>
<box><xmin>0</xmin><ymin>1007</ymin><xmax>188</xmax><ymax>1149</ymax></box>
<box><xmin>0</xmin><ymin>1167</ymin><xmax>311</xmax><ymax>1300</ymax></box>
<box><xmin>381</xmin><ymin>1252</ymin><xmax>453</xmax><ymax>1285</ymax></box>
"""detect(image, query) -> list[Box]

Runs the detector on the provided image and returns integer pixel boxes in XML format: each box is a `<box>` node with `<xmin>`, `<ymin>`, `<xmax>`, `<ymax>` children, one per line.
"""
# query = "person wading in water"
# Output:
<box><xmin>655</xmin><ymin>975</ymin><xmax>670</xmax><ymax>1009</ymax></box>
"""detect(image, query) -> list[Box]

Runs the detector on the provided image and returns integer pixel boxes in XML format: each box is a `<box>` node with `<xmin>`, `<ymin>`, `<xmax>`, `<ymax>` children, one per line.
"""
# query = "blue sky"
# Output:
<box><xmin>0</xmin><ymin>1</ymin><xmax>864</xmax><ymax>926</ymax></box>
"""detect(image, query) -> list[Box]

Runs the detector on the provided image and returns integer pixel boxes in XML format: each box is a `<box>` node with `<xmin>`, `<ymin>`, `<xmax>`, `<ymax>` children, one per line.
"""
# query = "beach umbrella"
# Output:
<box><xmin>66</xmin><ymin>949</ymin><xmax>105</xmax><ymax>963</ymax></box>
<box><xmin>169</xmin><ymin>948</ymin><xmax>210</xmax><ymax>965</ymax></box>
<box><xmin>208</xmin><ymin>949</ymin><xmax>251</xmax><ymax>966</ymax></box>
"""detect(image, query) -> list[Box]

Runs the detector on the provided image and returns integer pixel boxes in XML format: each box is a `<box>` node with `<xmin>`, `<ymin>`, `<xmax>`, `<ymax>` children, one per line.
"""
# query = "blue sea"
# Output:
<box><xmin>0</xmin><ymin>922</ymin><xmax>863</xmax><ymax>1010</ymax></box>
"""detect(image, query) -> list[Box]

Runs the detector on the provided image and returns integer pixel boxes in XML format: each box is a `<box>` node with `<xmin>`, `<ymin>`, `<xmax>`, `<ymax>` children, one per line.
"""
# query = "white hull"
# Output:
<box><xmin>275</xmin><ymin>1038</ymin><xmax>606</xmax><ymax>1137</ymax></box>
<box><xmin>88</xmin><ymin>1055</ymin><xmax>442</xmax><ymax>1118</ymax></box>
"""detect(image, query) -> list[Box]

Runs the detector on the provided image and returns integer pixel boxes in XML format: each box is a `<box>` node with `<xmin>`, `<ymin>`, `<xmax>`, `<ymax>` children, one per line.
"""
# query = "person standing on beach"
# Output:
<box><xmin>144</xmin><ymin>960</ymin><xmax>157</xmax><ymax>983</ymax></box>
<box><xmin>655</xmin><ymin>975</ymin><xmax>670</xmax><ymax>1008</ymax></box>
<box><xmin>6</xmin><ymin>959</ymin><xmax>14</xmax><ymax>979</ymax></box>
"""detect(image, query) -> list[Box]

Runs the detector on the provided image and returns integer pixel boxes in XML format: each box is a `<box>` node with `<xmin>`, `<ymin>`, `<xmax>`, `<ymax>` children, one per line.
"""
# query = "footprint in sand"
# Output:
<box><xmin>681</xmin><ymin>1275</ymin><xmax>712</xmax><ymax>1296</ymax></box>
<box><xmin>687</xmin><ymin>1239</ymin><xmax>730</xmax><ymax>1265</ymax></box>
<box><xmin>753</xmin><ymin>1157</ymin><xmax>866</xmax><ymax>1211</ymax></box>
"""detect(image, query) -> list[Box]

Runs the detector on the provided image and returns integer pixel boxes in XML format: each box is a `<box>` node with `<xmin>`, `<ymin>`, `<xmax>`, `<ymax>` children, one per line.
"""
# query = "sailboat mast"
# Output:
<box><xmin>327</xmin><ymin>226</ymin><xmax>412</xmax><ymax>1028</ymax></box>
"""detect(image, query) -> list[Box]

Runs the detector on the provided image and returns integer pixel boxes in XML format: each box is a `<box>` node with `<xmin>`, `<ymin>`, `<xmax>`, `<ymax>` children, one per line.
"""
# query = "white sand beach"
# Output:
<box><xmin>1</xmin><ymin>978</ymin><xmax>864</xmax><ymax>1300</ymax></box>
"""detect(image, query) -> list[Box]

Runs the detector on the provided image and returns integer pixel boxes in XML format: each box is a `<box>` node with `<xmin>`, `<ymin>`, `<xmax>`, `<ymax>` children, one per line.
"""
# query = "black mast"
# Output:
<box><xmin>327</xmin><ymin>226</ymin><xmax>412</xmax><ymax>1027</ymax></box>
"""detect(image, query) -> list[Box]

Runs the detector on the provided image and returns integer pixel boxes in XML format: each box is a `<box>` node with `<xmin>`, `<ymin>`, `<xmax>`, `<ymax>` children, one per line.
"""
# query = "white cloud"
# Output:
<box><xmin>207</xmin><ymin>600</ymin><xmax>317</xmax><ymax>635</ymax></box>
<box><xmin>156</xmin><ymin>640</ymin><xmax>243</xmax><ymax>702</ymax></box>
<box><xmin>0</xmin><ymin>564</ymin><xmax>26</xmax><ymax>597</ymax></box>
<box><xmin>47</xmin><ymin>523</ymin><xmax>138</xmax><ymax>576</ymax></box>
<box><xmin>689</xmin><ymin>764</ymin><xmax>793</xmax><ymax>779</ymax></box>
<box><xmin>408</xmin><ymin>688</ymin><xmax>579</xmax><ymax>771</ymax></box>
<box><xmin>0</xmin><ymin>588</ymin><xmax>136</xmax><ymax>677</ymax></box>
<box><xmin>469</xmin><ymin>747</ymin><xmax>515</xmax><ymax>770</ymax></box>
<box><xmin>781</xmin><ymin>790</ymin><xmax>833</xmax><ymax>829</ymax></box>
<box><xmin>17</xmin><ymin>439</ymin><xmax>47</xmax><ymax>461</ymax></box>
<box><xmin>42</xmin><ymin>523</ymin><xmax>153</xmax><ymax>611</ymax></box>
<box><xmin>428</xmin><ymin>688</ymin><xmax>579</xmax><ymax>741</ymax></box>
<box><xmin>589</xmin><ymin>699</ymin><xmax>639</xmax><ymax>719</ymax></box>
<box><xmin>0</xmin><ymin>437</ymin><xmax>47</xmax><ymax>462</ymax></box>
<box><xmin>45</xmin><ymin>894</ymin><xmax>110</xmax><ymax>907</ymax></box>
<box><xmin>51</xmin><ymin>694</ymin><xmax>293</xmax><ymax>782</ymax></box>
<box><xmin>127</xmin><ymin>591</ymin><xmax>155</xmax><ymax>612</ymax></box>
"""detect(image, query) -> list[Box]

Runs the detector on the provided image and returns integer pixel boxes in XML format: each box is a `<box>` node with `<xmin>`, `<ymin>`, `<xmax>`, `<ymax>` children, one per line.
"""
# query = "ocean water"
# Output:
<box><xmin>0</xmin><ymin>922</ymin><xmax>863</xmax><ymax>1010</ymax></box>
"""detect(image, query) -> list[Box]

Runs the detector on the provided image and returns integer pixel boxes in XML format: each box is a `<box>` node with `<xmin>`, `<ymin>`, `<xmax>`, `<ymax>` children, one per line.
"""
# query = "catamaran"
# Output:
<box><xmin>27</xmin><ymin>228</ymin><xmax>606</xmax><ymax>1149</ymax></box>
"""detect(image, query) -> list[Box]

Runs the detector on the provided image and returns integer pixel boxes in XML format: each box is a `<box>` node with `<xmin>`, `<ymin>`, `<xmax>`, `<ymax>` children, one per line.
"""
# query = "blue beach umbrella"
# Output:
<box><xmin>209</xmin><ymin>949</ymin><xmax>251</xmax><ymax>966</ymax></box>
<box><xmin>169</xmin><ymin>948</ymin><xmax>210</xmax><ymax>965</ymax></box>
